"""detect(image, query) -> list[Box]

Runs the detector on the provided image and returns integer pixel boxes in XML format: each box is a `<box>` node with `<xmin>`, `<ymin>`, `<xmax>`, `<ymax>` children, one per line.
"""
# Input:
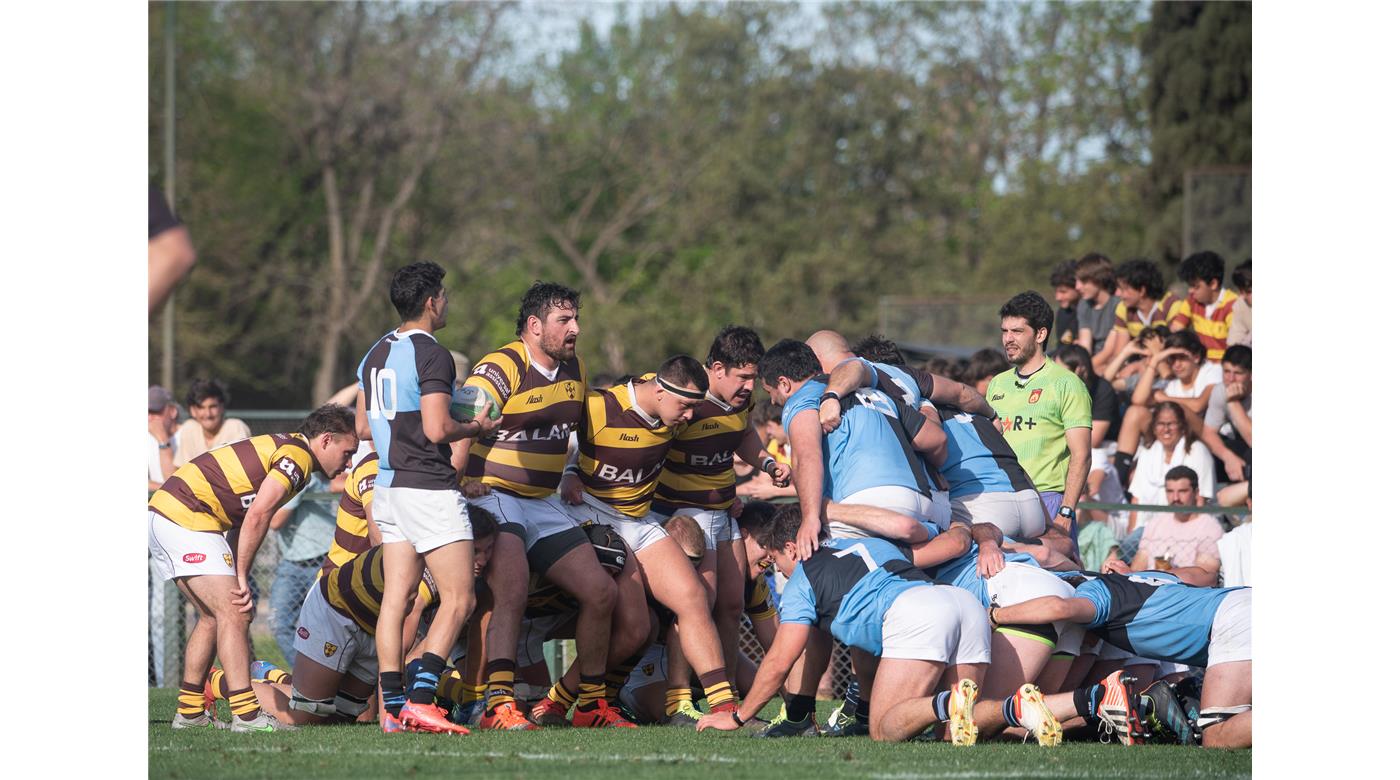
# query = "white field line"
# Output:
<box><xmin>150</xmin><ymin>745</ymin><xmax>737</xmax><ymax>763</ymax></box>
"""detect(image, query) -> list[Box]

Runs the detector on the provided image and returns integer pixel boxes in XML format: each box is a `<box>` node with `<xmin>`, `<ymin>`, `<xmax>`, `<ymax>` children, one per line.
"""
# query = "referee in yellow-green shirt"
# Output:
<box><xmin>986</xmin><ymin>291</ymin><xmax>1092</xmax><ymax>564</ymax></box>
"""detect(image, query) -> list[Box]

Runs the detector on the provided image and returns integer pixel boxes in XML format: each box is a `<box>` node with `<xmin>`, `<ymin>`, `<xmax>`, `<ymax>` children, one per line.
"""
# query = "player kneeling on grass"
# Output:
<box><xmin>988</xmin><ymin>570</ymin><xmax>1251</xmax><ymax>748</ymax></box>
<box><xmin>696</xmin><ymin>504</ymin><xmax>990</xmax><ymax>744</ymax></box>
<box><xmin>207</xmin><ymin>507</ymin><xmax>500</xmax><ymax>728</ymax></box>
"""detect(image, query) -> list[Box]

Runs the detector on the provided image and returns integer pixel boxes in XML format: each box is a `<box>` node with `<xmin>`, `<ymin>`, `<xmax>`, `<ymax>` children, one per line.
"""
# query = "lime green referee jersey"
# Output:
<box><xmin>985</xmin><ymin>360</ymin><xmax>1091</xmax><ymax>494</ymax></box>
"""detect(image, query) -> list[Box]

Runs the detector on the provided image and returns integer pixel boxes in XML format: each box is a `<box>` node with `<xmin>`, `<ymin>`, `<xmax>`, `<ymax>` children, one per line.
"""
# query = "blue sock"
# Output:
<box><xmin>408</xmin><ymin>653</ymin><xmax>447</xmax><ymax>705</ymax></box>
<box><xmin>1002</xmin><ymin>695</ymin><xmax>1021</xmax><ymax>728</ymax></box>
<box><xmin>932</xmin><ymin>690</ymin><xmax>952</xmax><ymax>722</ymax></box>
<box><xmin>380</xmin><ymin>671</ymin><xmax>406</xmax><ymax>718</ymax></box>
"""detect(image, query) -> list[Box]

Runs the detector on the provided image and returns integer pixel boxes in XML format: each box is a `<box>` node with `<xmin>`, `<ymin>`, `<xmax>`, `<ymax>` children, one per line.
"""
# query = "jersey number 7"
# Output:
<box><xmin>833</xmin><ymin>543</ymin><xmax>878</xmax><ymax>572</ymax></box>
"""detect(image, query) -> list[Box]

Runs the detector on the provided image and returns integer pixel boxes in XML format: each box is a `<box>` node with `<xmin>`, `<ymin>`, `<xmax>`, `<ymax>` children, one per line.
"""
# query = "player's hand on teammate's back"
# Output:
<box><xmin>796</xmin><ymin>516</ymin><xmax>821</xmax><ymax>560</ymax></box>
<box><xmin>1102</xmin><ymin>558</ymin><xmax>1131</xmax><ymax>575</ymax></box>
<box><xmin>695</xmin><ymin>712</ymin><xmax>739</xmax><ymax>732</ymax></box>
<box><xmin>560</xmin><ymin>472</ymin><xmax>584</xmax><ymax>505</ymax></box>
<box><xmin>818</xmin><ymin>397</ymin><xmax>842</xmax><ymax>433</ymax></box>
<box><xmin>977</xmin><ymin>543</ymin><xmax>1005</xmax><ymax>578</ymax></box>
<box><xmin>769</xmin><ymin>462</ymin><xmax>792</xmax><ymax>487</ymax></box>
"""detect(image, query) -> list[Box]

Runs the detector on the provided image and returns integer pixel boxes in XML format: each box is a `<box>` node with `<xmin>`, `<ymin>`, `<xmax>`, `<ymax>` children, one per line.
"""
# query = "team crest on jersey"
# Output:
<box><xmin>324</xmin><ymin>642</ymin><xmax>338</xmax><ymax>657</ymax></box>
<box><xmin>223</xmin><ymin>553</ymin><xmax>234</xmax><ymax>568</ymax></box>
<box><xmin>1028</xmin><ymin>389</ymin><xmax>1043</xmax><ymax>404</ymax></box>
<box><xmin>566</xmin><ymin>383</ymin><xmax>577</xmax><ymax>399</ymax></box>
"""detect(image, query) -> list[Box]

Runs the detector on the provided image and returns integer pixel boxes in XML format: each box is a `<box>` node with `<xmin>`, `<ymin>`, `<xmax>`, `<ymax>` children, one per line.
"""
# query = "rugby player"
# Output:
<box><xmin>356</xmin><ymin>261</ymin><xmax>501</xmax><ymax>735</ymax></box>
<box><xmin>320</xmin><ymin>443</ymin><xmax>380</xmax><ymax>575</ymax></box>
<box><xmin>988</xmin><ymin>570</ymin><xmax>1252</xmax><ymax>748</ymax></box>
<box><xmin>558</xmin><ymin>356</ymin><xmax>743</xmax><ymax>717</ymax></box>
<box><xmin>696</xmin><ymin>505</ymin><xmax>990</xmax><ymax>744</ymax></box>
<box><xmin>458</xmin><ymin>282</ymin><xmax>632</xmax><ymax>729</ymax></box>
<box><xmin>148</xmin><ymin>404</ymin><xmax>359</xmax><ymax>732</ymax></box>
<box><xmin>653</xmin><ymin>326</ymin><xmax>791</xmax><ymax>700</ymax></box>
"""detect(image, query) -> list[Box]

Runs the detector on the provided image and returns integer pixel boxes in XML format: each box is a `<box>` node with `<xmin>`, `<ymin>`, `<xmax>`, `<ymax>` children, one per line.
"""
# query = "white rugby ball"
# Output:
<box><xmin>450</xmin><ymin>384</ymin><xmax>500</xmax><ymax>423</ymax></box>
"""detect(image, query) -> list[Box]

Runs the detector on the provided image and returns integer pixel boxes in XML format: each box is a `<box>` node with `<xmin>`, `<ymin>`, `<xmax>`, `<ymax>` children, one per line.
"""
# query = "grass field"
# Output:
<box><xmin>149</xmin><ymin>689</ymin><xmax>1250</xmax><ymax>779</ymax></box>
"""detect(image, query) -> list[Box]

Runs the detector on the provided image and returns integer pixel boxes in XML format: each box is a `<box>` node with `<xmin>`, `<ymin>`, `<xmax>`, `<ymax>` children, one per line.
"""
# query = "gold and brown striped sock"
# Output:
<box><xmin>227</xmin><ymin>687</ymin><xmax>261</xmax><ymax>721</ymax></box>
<box><xmin>699</xmin><ymin>669</ymin><xmax>736</xmax><ymax>712</ymax></box>
<box><xmin>176</xmin><ymin>681</ymin><xmax>206</xmax><ymax>718</ymax></box>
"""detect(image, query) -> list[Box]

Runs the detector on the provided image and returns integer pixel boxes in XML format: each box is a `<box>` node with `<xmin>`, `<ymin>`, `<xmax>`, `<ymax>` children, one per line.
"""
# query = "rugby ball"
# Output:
<box><xmin>450</xmin><ymin>383</ymin><xmax>501</xmax><ymax>423</ymax></box>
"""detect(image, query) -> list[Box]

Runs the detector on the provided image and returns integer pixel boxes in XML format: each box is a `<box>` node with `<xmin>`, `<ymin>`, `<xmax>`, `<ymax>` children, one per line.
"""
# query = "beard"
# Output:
<box><xmin>542</xmin><ymin>332</ymin><xmax>576</xmax><ymax>362</ymax></box>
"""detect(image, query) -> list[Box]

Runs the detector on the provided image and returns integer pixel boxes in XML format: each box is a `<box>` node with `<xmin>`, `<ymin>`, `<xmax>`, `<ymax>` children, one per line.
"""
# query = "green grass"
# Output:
<box><xmin>149</xmin><ymin>689</ymin><xmax>1250</xmax><ymax>779</ymax></box>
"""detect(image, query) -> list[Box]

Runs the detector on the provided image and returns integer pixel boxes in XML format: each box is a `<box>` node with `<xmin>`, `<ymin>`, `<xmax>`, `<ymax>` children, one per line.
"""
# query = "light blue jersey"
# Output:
<box><xmin>356</xmin><ymin>328</ymin><xmax>458</xmax><ymax>490</ymax></box>
<box><xmin>781</xmin><ymin>377</ymin><xmax>932</xmax><ymax>501</ymax></box>
<box><xmin>927</xmin><ymin>543</ymin><xmax>1041</xmax><ymax>607</ymax></box>
<box><xmin>779</xmin><ymin>537</ymin><xmax>933</xmax><ymax>656</ymax></box>
<box><xmin>1070</xmin><ymin>571</ymin><xmax>1246</xmax><ymax>667</ymax></box>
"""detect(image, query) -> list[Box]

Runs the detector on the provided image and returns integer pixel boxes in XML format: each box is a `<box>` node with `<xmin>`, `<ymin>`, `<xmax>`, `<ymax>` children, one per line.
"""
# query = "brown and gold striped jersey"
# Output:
<box><xmin>319</xmin><ymin>545</ymin><xmax>437</xmax><ymax>635</ymax></box>
<box><xmin>576</xmin><ymin>380</ymin><xmax>677</xmax><ymax>518</ymax></box>
<box><xmin>463</xmin><ymin>340</ymin><xmax>586</xmax><ymax>498</ymax></box>
<box><xmin>745</xmin><ymin>574</ymin><xmax>777</xmax><ymax>622</ymax></box>
<box><xmin>654</xmin><ymin>394</ymin><xmax>753</xmax><ymax>512</ymax></box>
<box><xmin>319</xmin><ymin>451</ymin><xmax>379</xmax><ymax>579</ymax></box>
<box><xmin>149</xmin><ymin>433</ymin><xmax>315</xmax><ymax>533</ymax></box>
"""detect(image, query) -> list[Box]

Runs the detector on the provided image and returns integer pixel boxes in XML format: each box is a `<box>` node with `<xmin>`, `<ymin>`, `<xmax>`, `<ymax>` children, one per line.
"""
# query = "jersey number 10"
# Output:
<box><xmin>368</xmin><ymin>367</ymin><xmax>398</xmax><ymax>421</ymax></box>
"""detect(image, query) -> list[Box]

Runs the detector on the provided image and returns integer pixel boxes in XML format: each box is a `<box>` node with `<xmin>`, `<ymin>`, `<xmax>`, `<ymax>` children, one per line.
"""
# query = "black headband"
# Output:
<box><xmin>657</xmin><ymin>376</ymin><xmax>705</xmax><ymax>400</ymax></box>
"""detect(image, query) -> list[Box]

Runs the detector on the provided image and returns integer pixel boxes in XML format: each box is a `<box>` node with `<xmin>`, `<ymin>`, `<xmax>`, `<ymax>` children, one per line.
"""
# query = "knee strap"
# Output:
<box><xmin>1197</xmin><ymin>704</ymin><xmax>1251</xmax><ymax>729</ymax></box>
<box><xmin>289</xmin><ymin>687</ymin><xmax>337</xmax><ymax>717</ymax></box>
<box><xmin>334</xmin><ymin>691</ymin><xmax>370</xmax><ymax>719</ymax></box>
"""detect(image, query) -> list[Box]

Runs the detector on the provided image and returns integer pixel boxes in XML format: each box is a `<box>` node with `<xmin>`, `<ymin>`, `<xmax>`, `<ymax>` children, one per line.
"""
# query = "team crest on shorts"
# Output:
<box><xmin>223</xmin><ymin>553</ymin><xmax>234</xmax><ymax>567</ymax></box>
<box><xmin>324</xmin><ymin>642</ymin><xmax>338</xmax><ymax>657</ymax></box>
<box><xmin>642</xmin><ymin>664</ymin><xmax>654</xmax><ymax>676</ymax></box>
<box><xmin>1028</xmin><ymin>388</ymin><xmax>1043</xmax><ymax>404</ymax></box>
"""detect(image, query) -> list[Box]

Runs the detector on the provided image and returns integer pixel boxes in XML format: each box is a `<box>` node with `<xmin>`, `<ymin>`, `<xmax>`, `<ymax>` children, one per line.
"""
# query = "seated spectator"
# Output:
<box><xmin>1121</xmin><ymin>465</ymin><xmax>1223</xmax><ymax>586</ymax></box>
<box><xmin>1227</xmin><ymin>260</ymin><xmax>1251</xmax><ymax>347</ymax></box>
<box><xmin>1198</xmin><ymin>344</ymin><xmax>1252</xmax><ymax>485</ymax></box>
<box><xmin>1170</xmin><ymin>250</ymin><xmax>1238</xmax><ymax>364</ymax></box>
<box><xmin>1073</xmin><ymin>253</ymin><xmax>1127</xmax><ymax>373</ymax></box>
<box><xmin>1101</xmin><ymin>323</ymin><xmax>1171</xmax><ymax>393</ymax></box>
<box><xmin>1127</xmin><ymin>402</ymin><xmax>1216</xmax><ymax>532</ymax></box>
<box><xmin>1113</xmin><ymin>330</ymin><xmax>1222</xmax><ymax>481</ymax></box>
<box><xmin>963</xmin><ymin>347</ymin><xmax>1010</xmax><ymax>398</ymax></box>
<box><xmin>148</xmin><ymin>385</ymin><xmax>180</xmax><ymax>492</ymax></box>
<box><xmin>1048</xmin><ymin>259</ymin><xmax>1080</xmax><ymax>356</ymax></box>
<box><xmin>1111</xmin><ymin>258</ymin><xmax>1184</xmax><ymax>342</ymax></box>
<box><xmin>174</xmin><ymin>378</ymin><xmax>253</xmax><ymax>466</ymax></box>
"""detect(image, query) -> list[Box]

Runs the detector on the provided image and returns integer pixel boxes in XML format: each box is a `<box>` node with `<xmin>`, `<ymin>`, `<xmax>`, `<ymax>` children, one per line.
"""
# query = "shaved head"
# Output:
<box><xmin>805</xmin><ymin>330</ymin><xmax>854</xmax><ymax>372</ymax></box>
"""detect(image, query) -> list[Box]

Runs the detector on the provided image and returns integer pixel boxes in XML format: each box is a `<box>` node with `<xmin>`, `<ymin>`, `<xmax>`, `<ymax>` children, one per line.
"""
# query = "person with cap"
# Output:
<box><xmin>149</xmin><ymin>386</ymin><xmax>181</xmax><ymax>492</ymax></box>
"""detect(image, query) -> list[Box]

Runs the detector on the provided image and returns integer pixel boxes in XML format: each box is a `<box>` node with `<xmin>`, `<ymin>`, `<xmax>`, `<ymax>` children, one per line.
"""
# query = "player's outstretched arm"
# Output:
<box><xmin>823</xmin><ymin>500</ymin><xmax>929</xmax><ymax>543</ymax></box>
<box><xmin>788</xmin><ymin>409</ymin><xmax>827</xmax><ymax>559</ymax></box>
<box><xmin>928</xmin><ymin>374</ymin><xmax>997</xmax><ymax>419</ymax></box>
<box><xmin>735</xmin><ymin>425</ymin><xmax>790</xmax><ymax>486</ymax></box>
<box><xmin>908</xmin><ymin>524</ymin><xmax>972</xmax><ymax>569</ymax></box>
<box><xmin>992</xmin><ymin>595</ymin><xmax>1095</xmax><ymax>626</ymax></box>
<box><xmin>817</xmin><ymin>359</ymin><xmax>876</xmax><ymax>432</ymax></box>
<box><xmin>696</xmin><ymin>621</ymin><xmax>810</xmax><ymax>732</ymax></box>
<box><xmin>233</xmin><ymin>478</ymin><xmax>292</xmax><ymax>612</ymax></box>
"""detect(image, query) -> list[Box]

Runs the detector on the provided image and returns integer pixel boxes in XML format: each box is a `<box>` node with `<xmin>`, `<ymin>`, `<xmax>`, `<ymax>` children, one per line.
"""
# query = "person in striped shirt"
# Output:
<box><xmin>1170</xmin><ymin>251</ymin><xmax>1238</xmax><ymax>363</ymax></box>
<box><xmin>147</xmin><ymin>404</ymin><xmax>360</xmax><ymax>732</ymax></box>
<box><xmin>319</xmin><ymin>445</ymin><xmax>379</xmax><ymax>577</ymax></box>
<box><xmin>1112</xmin><ymin>258</ymin><xmax>1185</xmax><ymax>342</ymax></box>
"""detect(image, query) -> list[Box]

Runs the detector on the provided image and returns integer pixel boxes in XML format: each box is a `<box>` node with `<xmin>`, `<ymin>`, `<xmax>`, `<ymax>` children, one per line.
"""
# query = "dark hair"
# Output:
<box><xmin>657</xmin><ymin>355</ymin><xmax>708</xmax><ymax>393</ymax></box>
<box><xmin>1178</xmin><ymin>251</ymin><xmax>1225</xmax><ymax>286</ymax></box>
<box><xmin>1222</xmin><ymin>344</ymin><xmax>1251</xmax><ymax>372</ymax></box>
<box><xmin>1151</xmin><ymin>401</ymin><xmax>1196</xmax><ymax>450</ymax></box>
<box><xmin>706</xmin><ymin>325</ymin><xmax>765</xmax><ymax>369</ymax></box>
<box><xmin>298</xmin><ymin>403</ymin><xmax>356</xmax><ymax>438</ymax></box>
<box><xmin>757</xmin><ymin>504</ymin><xmax>827</xmax><ymax>550</ymax></box>
<box><xmin>389</xmin><ymin>261</ymin><xmax>446</xmax><ymax>320</ymax></box>
<box><xmin>999</xmin><ymin>291</ymin><xmax>1054</xmax><ymax>347</ymax></box>
<box><xmin>750</xmin><ymin>398</ymin><xmax>782</xmax><ymax>427</ymax></box>
<box><xmin>515</xmin><ymin>281</ymin><xmax>581</xmax><ymax>336</ymax></box>
<box><xmin>1164</xmin><ymin>465</ymin><xmax>1199</xmax><ymax>492</ymax></box>
<box><xmin>186</xmin><ymin>377</ymin><xmax>230</xmax><ymax>408</ymax></box>
<box><xmin>1049</xmin><ymin>259</ymin><xmax>1078</xmax><ymax>289</ymax></box>
<box><xmin>467</xmin><ymin>503</ymin><xmax>500</xmax><ymax>539</ymax></box>
<box><xmin>1231</xmin><ymin>260</ymin><xmax>1251</xmax><ymax>294</ymax></box>
<box><xmin>1075</xmin><ymin>253</ymin><xmax>1116</xmax><ymax>289</ymax></box>
<box><xmin>757</xmin><ymin>339</ymin><xmax>822</xmax><ymax>388</ymax></box>
<box><xmin>1115</xmin><ymin>258</ymin><xmax>1166</xmax><ymax>300</ymax></box>
<box><xmin>1137</xmin><ymin>323</ymin><xmax>1171</xmax><ymax>344</ymax></box>
<box><xmin>736</xmin><ymin>500</ymin><xmax>777</xmax><ymax>534</ymax></box>
<box><xmin>925</xmin><ymin>357</ymin><xmax>952</xmax><ymax>377</ymax></box>
<box><xmin>1163</xmin><ymin>330</ymin><xmax>1205</xmax><ymax>361</ymax></box>
<box><xmin>590</xmin><ymin>373</ymin><xmax>619</xmax><ymax>390</ymax></box>
<box><xmin>966</xmin><ymin>348</ymin><xmax>1010</xmax><ymax>383</ymax></box>
<box><xmin>851</xmin><ymin>333</ymin><xmax>905</xmax><ymax>366</ymax></box>
<box><xmin>1055</xmin><ymin>343</ymin><xmax>1098</xmax><ymax>383</ymax></box>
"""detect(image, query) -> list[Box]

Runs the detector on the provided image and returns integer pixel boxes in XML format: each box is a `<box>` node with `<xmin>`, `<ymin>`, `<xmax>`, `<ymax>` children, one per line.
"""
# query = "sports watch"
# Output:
<box><xmin>1057</xmin><ymin>505</ymin><xmax>1076</xmax><ymax>521</ymax></box>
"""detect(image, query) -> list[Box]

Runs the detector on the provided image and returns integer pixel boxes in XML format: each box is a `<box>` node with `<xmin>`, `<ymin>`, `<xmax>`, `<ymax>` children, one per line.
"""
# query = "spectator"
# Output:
<box><xmin>1127</xmin><ymin>401</ymin><xmax>1216</xmax><ymax>532</ymax></box>
<box><xmin>1198</xmin><ymin>344</ymin><xmax>1252</xmax><ymax>485</ymax></box>
<box><xmin>149</xmin><ymin>185</ymin><xmax>197</xmax><ymax>316</ymax></box>
<box><xmin>1122</xmin><ymin>465</ymin><xmax>1223</xmax><ymax>587</ymax></box>
<box><xmin>964</xmin><ymin>348</ymin><xmax>1010</xmax><ymax>397</ymax></box>
<box><xmin>1170</xmin><ymin>250</ymin><xmax>1238</xmax><ymax>363</ymax></box>
<box><xmin>1217</xmin><ymin>490</ymin><xmax>1253</xmax><ymax>587</ymax></box>
<box><xmin>147</xmin><ymin>385</ymin><xmax>180</xmax><ymax>492</ymax></box>
<box><xmin>1101</xmin><ymin>323</ymin><xmax>1171</xmax><ymax>393</ymax></box>
<box><xmin>1073</xmin><ymin>253</ymin><xmax>1126</xmax><ymax>373</ymax></box>
<box><xmin>1113</xmin><ymin>330</ymin><xmax>1222</xmax><ymax>482</ymax></box>
<box><xmin>268</xmin><ymin>470</ymin><xmax>344</xmax><ymax>666</ymax></box>
<box><xmin>1111</xmin><ymin>258</ymin><xmax>1184</xmax><ymax>342</ymax></box>
<box><xmin>1048</xmin><ymin>259</ymin><xmax>1080</xmax><ymax>356</ymax></box>
<box><xmin>1054</xmin><ymin>344</ymin><xmax>1130</xmax><ymax>538</ymax></box>
<box><xmin>174</xmin><ymin>378</ymin><xmax>253</xmax><ymax>466</ymax></box>
<box><xmin>1227</xmin><ymin>260</ymin><xmax>1252</xmax><ymax>347</ymax></box>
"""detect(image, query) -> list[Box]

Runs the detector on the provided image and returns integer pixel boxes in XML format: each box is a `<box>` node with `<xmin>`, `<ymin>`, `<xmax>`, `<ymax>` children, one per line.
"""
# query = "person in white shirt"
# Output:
<box><xmin>1127</xmin><ymin>401</ymin><xmax>1215</xmax><ymax>533</ymax></box>
<box><xmin>148</xmin><ymin>386</ymin><xmax>180</xmax><ymax>491</ymax></box>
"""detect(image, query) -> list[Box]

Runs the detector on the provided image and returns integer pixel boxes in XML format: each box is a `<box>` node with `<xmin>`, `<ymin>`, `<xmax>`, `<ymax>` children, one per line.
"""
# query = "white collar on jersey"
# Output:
<box><xmin>626</xmin><ymin>379</ymin><xmax>661</xmax><ymax>428</ymax></box>
<box><xmin>521</xmin><ymin>341</ymin><xmax>560</xmax><ymax>382</ymax></box>
<box><xmin>392</xmin><ymin>328</ymin><xmax>436</xmax><ymax>341</ymax></box>
<box><xmin>705</xmin><ymin>391</ymin><xmax>733</xmax><ymax>412</ymax></box>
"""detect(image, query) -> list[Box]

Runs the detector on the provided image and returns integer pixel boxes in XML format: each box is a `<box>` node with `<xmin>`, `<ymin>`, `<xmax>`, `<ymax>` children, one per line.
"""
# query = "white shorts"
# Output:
<box><xmin>835</xmin><ymin>485</ymin><xmax>950</xmax><ymax>540</ymax></box>
<box><xmin>374</xmin><ymin>484</ymin><xmax>473</xmax><ymax>553</ymax></box>
<box><xmin>665</xmin><ymin>506</ymin><xmax>738</xmax><ymax>550</ymax></box>
<box><xmin>950</xmin><ymin>489</ymin><xmax>1048</xmax><ymax>540</ymax></box>
<box><xmin>469</xmin><ymin>492</ymin><xmax>587</xmax><ymax>572</ymax></box>
<box><xmin>984</xmin><ymin>562</ymin><xmax>1085</xmax><ymax>656</ymax></box>
<box><xmin>618</xmin><ymin>643</ymin><xmax>668</xmax><ymax>717</ymax></box>
<box><xmin>1207</xmin><ymin>588</ymin><xmax>1251</xmax><ymax>666</ymax></box>
<box><xmin>516</xmin><ymin>612</ymin><xmax>573</xmax><ymax>668</ymax></box>
<box><xmin>293</xmin><ymin>586</ymin><xmax>378</xmax><ymax>685</ymax></box>
<box><xmin>880</xmin><ymin>585</ymin><xmax>991</xmax><ymax>664</ymax></box>
<box><xmin>564</xmin><ymin>494</ymin><xmax>670</xmax><ymax>552</ymax></box>
<box><xmin>148</xmin><ymin>511</ymin><xmax>236</xmax><ymax>580</ymax></box>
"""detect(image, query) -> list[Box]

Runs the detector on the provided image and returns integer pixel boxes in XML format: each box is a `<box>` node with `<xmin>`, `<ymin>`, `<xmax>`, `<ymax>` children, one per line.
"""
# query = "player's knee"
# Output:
<box><xmin>614</xmin><ymin>615</ymin><xmax>650</xmax><ymax>657</ymax></box>
<box><xmin>577</xmin><ymin>575</ymin><xmax>617</xmax><ymax>613</ymax></box>
<box><xmin>289</xmin><ymin>687</ymin><xmax>337</xmax><ymax>720</ymax></box>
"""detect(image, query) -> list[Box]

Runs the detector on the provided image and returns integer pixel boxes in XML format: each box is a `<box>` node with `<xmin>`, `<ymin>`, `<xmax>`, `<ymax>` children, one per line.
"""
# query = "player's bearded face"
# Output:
<box><xmin>1000</xmin><ymin>317</ymin><xmax>1041</xmax><ymax>365</ymax></box>
<box><xmin>539</xmin><ymin>305</ymin><xmax>579</xmax><ymax>362</ymax></box>
<box><xmin>713</xmin><ymin>363</ymin><xmax>756</xmax><ymax>407</ymax></box>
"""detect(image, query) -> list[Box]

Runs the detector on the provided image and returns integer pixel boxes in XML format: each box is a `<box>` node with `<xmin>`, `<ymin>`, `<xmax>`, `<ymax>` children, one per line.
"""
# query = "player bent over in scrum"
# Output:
<box><xmin>697</xmin><ymin>505</ymin><xmax>990</xmax><ymax>744</ymax></box>
<box><xmin>148</xmin><ymin>404</ymin><xmax>359</xmax><ymax>732</ymax></box>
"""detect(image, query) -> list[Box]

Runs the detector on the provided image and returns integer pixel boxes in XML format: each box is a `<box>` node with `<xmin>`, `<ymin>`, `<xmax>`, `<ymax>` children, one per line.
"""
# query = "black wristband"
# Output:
<box><xmin>820</xmin><ymin>391</ymin><xmax>840</xmax><ymax>404</ymax></box>
<box><xmin>731</xmin><ymin>711</ymin><xmax>745</xmax><ymax>727</ymax></box>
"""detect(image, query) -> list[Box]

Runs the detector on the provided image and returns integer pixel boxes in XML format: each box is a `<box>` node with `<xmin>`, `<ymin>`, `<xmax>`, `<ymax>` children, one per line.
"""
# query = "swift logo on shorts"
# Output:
<box><xmin>183</xmin><ymin>553</ymin><xmax>207</xmax><ymax>564</ymax></box>
<box><xmin>324</xmin><ymin>642</ymin><xmax>338</xmax><ymax>657</ymax></box>
<box><xmin>297</xmin><ymin>627</ymin><xmax>310</xmax><ymax>640</ymax></box>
